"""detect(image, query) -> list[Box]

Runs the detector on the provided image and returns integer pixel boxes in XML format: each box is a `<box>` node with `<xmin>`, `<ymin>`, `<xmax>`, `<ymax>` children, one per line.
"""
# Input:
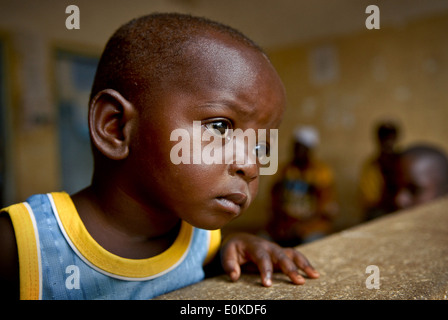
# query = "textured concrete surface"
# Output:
<box><xmin>157</xmin><ymin>196</ymin><xmax>448</xmax><ymax>300</ymax></box>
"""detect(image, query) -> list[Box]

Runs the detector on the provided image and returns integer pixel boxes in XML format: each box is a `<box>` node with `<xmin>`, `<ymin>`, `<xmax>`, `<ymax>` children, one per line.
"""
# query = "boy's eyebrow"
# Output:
<box><xmin>195</xmin><ymin>99</ymin><xmax>284</xmax><ymax>129</ymax></box>
<box><xmin>195</xmin><ymin>101</ymin><xmax>256</xmax><ymax>119</ymax></box>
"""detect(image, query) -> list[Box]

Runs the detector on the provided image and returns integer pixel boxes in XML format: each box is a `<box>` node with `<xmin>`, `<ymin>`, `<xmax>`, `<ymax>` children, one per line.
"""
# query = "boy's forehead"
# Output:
<box><xmin>174</xmin><ymin>32</ymin><xmax>283</xmax><ymax>95</ymax></box>
<box><xmin>134</xmin><ymin>30</ymin><xmax>285</xmax><ymax>125</ymax></box>
<box><xmin>187</xmin><ymin>37</ymin><xmax>256</xmax><ymax>80</ymax></box>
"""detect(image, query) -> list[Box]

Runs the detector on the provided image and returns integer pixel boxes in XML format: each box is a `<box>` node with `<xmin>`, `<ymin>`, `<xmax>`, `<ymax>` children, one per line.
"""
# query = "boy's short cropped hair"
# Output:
<box><xmin>90</xmin><ymin>13</ymin><xmax>265</xmax><ymax>107</ymax></box>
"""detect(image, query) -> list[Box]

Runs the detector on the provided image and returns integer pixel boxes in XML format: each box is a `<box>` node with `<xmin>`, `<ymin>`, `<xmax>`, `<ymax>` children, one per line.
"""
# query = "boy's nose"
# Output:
<box><xmin>228</xmin><ymin>162</ymin><xmax>259</xmax><ymax>183</ymax></box>
<box><xmin>226</xmin><ymin>138</ymin><xmax>259</xmax><ymax>182</ymax></box>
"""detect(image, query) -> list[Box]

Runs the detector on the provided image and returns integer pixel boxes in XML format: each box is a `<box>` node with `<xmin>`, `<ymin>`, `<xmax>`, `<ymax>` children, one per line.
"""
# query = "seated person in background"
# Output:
<box><xmin>267</xmin><ymin>126</ymin><xmax>338</xmax><ymax>247</ymax></box>
<box><xmin>395</xmin><ymin>144</ymin><xmax>448</xmax><ymax>210</ymax></box>
<box><xmin>0</xmin><ymin>13</ymin><xmax>319</xmax><ymax>300</ymax></box>
<box><xmin>359</xmin><ymin>120</ymin><xmax>401</xmax><ymax>221</ymax></box>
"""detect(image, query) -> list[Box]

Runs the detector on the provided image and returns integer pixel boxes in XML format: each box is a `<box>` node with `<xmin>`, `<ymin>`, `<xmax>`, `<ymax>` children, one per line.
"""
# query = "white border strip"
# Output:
<box><xmin>23</xmin><ymin>202</ymin><xmax>43</xmax><ymax>300</ymax></box>
<box><xmin>47</xmin><ymin>193</ymin><xmax>193</xmax><ymax>281</ymax></box>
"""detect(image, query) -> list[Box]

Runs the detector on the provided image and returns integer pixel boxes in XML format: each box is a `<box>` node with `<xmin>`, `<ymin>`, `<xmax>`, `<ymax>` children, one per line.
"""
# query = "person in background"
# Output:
<box><xmin>359</xmin><ymin>120</ymin><xmax>401</xmax><ymax>221</ymax></box>
<box><xmin>267</xmin><ymin>126</ymin><xmax>338</xmax><ymax>247</ymax></box>
<box><xmin>395</xmin><ymin>144</ymin><xmax>448</xmax><ymax>210</ymax></box>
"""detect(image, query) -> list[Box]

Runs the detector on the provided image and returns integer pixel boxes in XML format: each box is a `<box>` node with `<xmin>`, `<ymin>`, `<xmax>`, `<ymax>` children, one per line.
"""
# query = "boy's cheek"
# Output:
<box><xmin>259</xmin><ymin>148</ymin><xmax>279</xmax><ymax>176</ymax></box>
<box><xmin>247</xmin><ymin>182</ymin><xmax>259</xmax><ymax>208</ymax></box>
<box><xmin>259</xmin><ymin>159</ymin><xmax>278</xmax><ymax>176</ymax></box>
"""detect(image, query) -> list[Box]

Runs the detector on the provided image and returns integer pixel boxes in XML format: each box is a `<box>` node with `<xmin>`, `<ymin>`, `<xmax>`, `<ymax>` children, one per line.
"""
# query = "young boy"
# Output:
<box><xmin>0</xmin><ymin>13</ymin><xmax>319</xmax><ymax>300</ymax></box>
<box><xmin>395</xmin><ymin>144</ymin><xmax>448</xmax><ymax>210</ymax></box>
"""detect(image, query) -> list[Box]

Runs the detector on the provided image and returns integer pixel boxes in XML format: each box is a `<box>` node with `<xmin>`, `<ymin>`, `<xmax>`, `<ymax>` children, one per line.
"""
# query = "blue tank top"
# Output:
<box><xmin>2</xmin><ymin>192</ymin><xmax>221</xmax><ymax>300</ymax></box>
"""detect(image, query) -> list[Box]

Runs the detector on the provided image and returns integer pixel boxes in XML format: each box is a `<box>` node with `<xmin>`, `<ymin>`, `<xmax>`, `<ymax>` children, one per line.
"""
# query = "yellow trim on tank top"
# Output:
<box><xmin>51</xmin><ymin>192</ymin><xmax>194</xmax><ymax>279</ymax></box>
<box><xmin>3</xmin><ymin>203</ymin><xmax>41</xmax><ymax>300</ymax></box>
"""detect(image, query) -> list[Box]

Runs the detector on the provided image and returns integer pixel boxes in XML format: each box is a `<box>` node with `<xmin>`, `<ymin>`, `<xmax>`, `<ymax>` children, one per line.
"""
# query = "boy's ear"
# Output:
<box><xmin>89</xmin><ymin>89</ymin><xmax>137</xmax><ymax>160</ymax></box>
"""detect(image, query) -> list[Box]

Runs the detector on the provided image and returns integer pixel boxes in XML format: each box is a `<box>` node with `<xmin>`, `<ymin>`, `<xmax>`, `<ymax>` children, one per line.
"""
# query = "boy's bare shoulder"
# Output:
<box><xmin>0</xmin><ymin>212</ymin><xmax>19</xmax><ymax>299</ymax></box>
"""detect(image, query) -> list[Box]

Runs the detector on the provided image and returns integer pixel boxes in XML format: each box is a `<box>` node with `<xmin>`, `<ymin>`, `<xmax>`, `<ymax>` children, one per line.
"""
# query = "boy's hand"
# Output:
<box><xmin>220</xmin><ymin>233</ymin><xmax>319</xmax><ymax>287</ymax></box>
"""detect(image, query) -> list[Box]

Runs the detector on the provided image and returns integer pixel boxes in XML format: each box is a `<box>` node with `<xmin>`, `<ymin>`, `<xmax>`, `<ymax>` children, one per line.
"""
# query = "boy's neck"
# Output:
<box><xmin>71</xmin><ymin>185</ymin><xmax>181</xmax><ymax>259</ymax></box>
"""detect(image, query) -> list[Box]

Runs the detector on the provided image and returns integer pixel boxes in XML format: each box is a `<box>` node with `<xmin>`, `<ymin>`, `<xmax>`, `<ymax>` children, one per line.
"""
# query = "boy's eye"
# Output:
<box><xmin>204</xmin><ymin>120</ymin><xmax>232</xmax><ymax>139</ymax></box>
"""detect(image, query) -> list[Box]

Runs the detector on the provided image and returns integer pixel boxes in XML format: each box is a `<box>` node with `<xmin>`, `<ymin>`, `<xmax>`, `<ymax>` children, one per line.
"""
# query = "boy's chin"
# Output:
<box><xmin>186</xmin><ymin>214</ymin><xmax>240</xmax><ymax>231</ymax></box>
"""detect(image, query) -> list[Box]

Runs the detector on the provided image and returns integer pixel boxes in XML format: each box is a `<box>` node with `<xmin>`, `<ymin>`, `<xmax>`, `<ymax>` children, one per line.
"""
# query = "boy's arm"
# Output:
<box><xmin>0</xmin><ymin>213</ymin><xmax>20</xmax><ymax>300</ymax></box>
<box><xmin>220</xmin><ymin>233</ymin><xmax>319</xmax><ymax>287</ymax></box>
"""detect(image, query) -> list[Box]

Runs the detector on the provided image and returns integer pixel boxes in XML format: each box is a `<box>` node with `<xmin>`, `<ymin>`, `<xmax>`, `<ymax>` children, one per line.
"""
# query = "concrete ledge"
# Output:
<box><xmin>157</xmin><ymin>196</ymin><xmax>448</xmax><ymax>300</ymax></box>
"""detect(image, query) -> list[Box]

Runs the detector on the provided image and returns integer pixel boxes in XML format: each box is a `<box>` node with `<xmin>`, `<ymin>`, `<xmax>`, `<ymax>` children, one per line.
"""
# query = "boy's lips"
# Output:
<box><xmin>215</xmin><ymin>192</ymin><xmax>248</xmax><ymax>216</ymax></box>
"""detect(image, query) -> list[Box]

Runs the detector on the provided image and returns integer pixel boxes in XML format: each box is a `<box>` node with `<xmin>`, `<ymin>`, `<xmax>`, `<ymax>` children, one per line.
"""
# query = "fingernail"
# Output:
<box><xmin>265</xmin><ymin>278</ymin><xmax>272</xmax><ymax>287</ymax></box>
<box><xmin>265</xmin><ymin>272</ymin><xmax>272</xmax><ymax>286</ymax></box>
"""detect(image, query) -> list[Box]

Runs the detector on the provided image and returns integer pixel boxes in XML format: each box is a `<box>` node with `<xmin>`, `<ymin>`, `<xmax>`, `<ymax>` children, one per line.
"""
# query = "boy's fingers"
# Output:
<box><xmin>286</xmin><ymin>248</ymin><xmax>320</xmax><ymax>279</ymax></box>
<box><xmin>229</xmin><ymin>264</ymin><xmax>241</xmax><ymax>282</ymax></box>
<box><xmin>221</xmin><ymin>244</ymin><xmax>242</xmax><ymax>282</ymax></box>
<box><xmin>302</xmin><ymin>265</ymin><xmax>320</xmax><ymax>279</ymax></box>
<box><xmin>250</xmin><ymin>250</ymin><xmax>274</xmax><ymax>287</ymax></box>
<box><xmin>275</xmin><ymin>252</ymin><xmax>306</xmax><ymax>285</ymax></box>
<box><xmin>221</xmin><ymin>236</ymin><xmax>319</xmax><ymax>288</ymax></box>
